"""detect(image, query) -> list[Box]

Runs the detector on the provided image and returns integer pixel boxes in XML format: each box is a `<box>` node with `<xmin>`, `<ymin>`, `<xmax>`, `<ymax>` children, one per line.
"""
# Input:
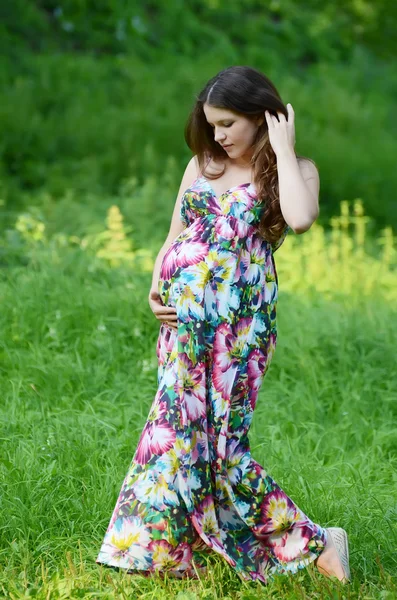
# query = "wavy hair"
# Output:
<box><xmin>184</xmin><ymin>65</ymin><xmax>313</xmax><ymax>243</ymax></box>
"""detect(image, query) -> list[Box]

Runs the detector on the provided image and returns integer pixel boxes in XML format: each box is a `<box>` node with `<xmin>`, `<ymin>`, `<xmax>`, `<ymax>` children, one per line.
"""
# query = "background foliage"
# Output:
<box><xmin>0</xmin><ymin>1</ymin><xmax>396</xmax><ymax>232</ymax></box>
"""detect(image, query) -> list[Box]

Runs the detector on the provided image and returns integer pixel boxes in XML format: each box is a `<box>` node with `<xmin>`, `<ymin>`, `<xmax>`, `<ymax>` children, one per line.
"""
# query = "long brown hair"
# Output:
<box><xmin>184</xmin><ymin>65</ymin><xmax>313</xmax><ymax>243</ymax></box>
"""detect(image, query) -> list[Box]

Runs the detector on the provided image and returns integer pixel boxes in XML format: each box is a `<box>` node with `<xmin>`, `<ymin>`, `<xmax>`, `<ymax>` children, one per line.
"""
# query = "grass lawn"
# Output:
<box><xmin>0</xmin><ymin>207</ymin><xmax>396</xmax><ymax>599</ymax></box>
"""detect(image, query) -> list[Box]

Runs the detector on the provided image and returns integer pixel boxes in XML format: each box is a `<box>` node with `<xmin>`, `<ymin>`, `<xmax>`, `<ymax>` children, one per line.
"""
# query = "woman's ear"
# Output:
<box><xmin>256</xmin><ymin>114</ymin><xmax>265</xmax><ymax>127</ymax></box>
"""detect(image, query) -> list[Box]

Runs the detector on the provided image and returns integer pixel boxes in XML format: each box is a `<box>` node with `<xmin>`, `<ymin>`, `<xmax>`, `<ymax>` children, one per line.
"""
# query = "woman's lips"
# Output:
<box><xmin>222</xmin><ymin>144</ymin><xmax>233</xmax><ymax>150</ymax></box>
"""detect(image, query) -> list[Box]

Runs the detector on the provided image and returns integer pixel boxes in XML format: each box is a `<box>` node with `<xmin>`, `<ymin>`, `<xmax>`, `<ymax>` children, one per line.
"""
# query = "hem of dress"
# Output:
<box><xmin>95</xmin><ymin>559</ymin><xmax>207</xmax><ymax>580</ymax></box>
<box><xmin>236</xmin><ymin>529</ymin><xmax>328</xmax><ymax>586</ymax></box>
<box><xmin>270</xmin><ymin>532</ymin><xmax>328</xmax><ymax>580</ymax></box>
<box><xmin>96</xmin><ymin>527</ymin><xmax>328</xmax><ymax>584</ymax></box>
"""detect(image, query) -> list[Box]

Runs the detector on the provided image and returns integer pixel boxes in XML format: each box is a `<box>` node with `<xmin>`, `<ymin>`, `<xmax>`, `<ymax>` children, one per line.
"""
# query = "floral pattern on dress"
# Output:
<box><xmin>96</xmin><ymin>175</ymin><xmax>327</xmax><ymax>584</ymax></box>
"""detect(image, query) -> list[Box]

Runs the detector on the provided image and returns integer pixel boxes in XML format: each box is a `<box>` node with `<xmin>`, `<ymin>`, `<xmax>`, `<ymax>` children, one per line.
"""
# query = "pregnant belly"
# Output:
<box><xmin>157</xmin><ymin>218</ymin><xmax>277</xmax><ymax>310</ymax></box>
<box><xmin>158</xmin><ymin>212</ymin><xmax>244</xmax><ymax>290</ymax></box>
<box><xmin>158</xmin><ymin>234</ymin><xmax>210</xmax><ymax>307</ymax></box>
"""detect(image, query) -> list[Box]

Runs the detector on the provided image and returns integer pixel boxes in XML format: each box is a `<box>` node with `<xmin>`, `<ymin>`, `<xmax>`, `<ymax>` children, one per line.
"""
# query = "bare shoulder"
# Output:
<box><xmin>174</xmin><ymin>155</ymin><xmax>200</xmax><ymax>189</ymax></box>
<box><xmin>184</xmin><ymin>155</ymin><xmax>199</xmax><ymax>179</ymax></box>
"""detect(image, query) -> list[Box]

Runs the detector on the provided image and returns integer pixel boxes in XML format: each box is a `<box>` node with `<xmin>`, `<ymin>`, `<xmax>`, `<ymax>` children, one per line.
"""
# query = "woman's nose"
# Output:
<box><xmin>214</xmin><ymin>130</ymin><xmax>226</xmax><ymax>142</ymax></box>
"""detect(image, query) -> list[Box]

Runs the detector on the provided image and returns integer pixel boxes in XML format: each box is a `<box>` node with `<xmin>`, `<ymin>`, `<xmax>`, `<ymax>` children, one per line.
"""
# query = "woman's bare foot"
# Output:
<box><xmin>314</xmin><ymin>530</ymin><xmax>349</xmax><ymax>583</ymax></box>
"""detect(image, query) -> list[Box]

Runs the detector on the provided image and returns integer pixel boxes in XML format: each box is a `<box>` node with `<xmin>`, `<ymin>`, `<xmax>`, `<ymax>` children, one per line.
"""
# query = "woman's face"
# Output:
<box><xmin>203</xmin><ymin>103</ymin><xmax>264</xmax><ymax>164</ymax></box>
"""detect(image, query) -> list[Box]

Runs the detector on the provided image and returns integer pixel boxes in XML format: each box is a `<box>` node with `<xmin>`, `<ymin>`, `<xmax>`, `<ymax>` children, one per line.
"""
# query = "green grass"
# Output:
<box><xmin>0</xmin><ymin>231</ymin><xmax>396</xmax><ymax>598</ymax></box>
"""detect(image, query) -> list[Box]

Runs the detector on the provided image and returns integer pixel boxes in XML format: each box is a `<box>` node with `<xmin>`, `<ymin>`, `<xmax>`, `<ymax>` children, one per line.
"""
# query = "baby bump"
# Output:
<box><xmin>158</xmin><ymin>235</ymin><xmax>210</xmax><ymax>307</ymax></box>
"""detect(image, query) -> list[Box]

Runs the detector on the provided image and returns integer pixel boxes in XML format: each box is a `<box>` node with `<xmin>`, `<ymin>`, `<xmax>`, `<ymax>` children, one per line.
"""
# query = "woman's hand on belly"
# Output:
<box><xmin>148</xmin><ymin>289</ymin><xmax>178</xmax><ymax>331</ymax></box>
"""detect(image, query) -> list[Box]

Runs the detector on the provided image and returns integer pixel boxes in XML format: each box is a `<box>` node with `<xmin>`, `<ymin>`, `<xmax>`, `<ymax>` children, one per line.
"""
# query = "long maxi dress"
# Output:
<box><xmin>96</xmin><ymin>172</ymin><xmax>328</xmax><ymax>585</ymax></box>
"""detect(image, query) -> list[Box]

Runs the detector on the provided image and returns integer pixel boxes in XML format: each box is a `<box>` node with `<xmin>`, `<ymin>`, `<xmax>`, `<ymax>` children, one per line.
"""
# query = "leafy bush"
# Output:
<box><xmin>0</xmin><ymin>51</ymin><xmax>396</xmax><ymax>231</ymax></box>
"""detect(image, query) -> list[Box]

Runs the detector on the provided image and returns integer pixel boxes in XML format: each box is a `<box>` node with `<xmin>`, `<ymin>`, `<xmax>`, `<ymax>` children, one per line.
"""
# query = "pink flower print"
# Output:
<box><xmin>134</xmin><ymin>418</ymin><xmax>176</xmax><ymax>465</ymax></box>
<box><xmin>157</xmin><ymin>323</ymin><xmax>176</xmax><ymax>357</ymax></box>
<box><xmin>161</xmin><ymin>238</ymin><xmax>209</xmax><ymax>281</ymax></box>
<box><xmin>254</xmin><ymin>490</ymin><xmax>305</xmax><ymax>538</ymax></box>
<box><xmin>238</xmin><ymin>247</ymin><xmax>263</xmax><ymax>285</ymax></box>
<box><xmin>234</xmin><ymin>217</ymin><xmax>252</xmax><ymax>239</ymax></box>
<box><xmin>269</xmin><ymin>524</ymin><xmax>315</xmax><ymax>563</ymax></box>
<box><xmin>260</xmin><ymin>331</ymin><xmax>277</xmax><ymax>368</ymax></box>
<box><xmin>213</xmin><ymin>320</ymin><xmax>247</xmax><ymax>368</ymax></box>
<box><xmin>102</xmin><ymin>516</ymin><xmax>151</xmax><ymax>570</ymax></box>
<box><xmin>146</xmin><ymin>398</ymin><xmax>168</xmax><ymax>422</ymax></box>
<box><xmin>178</xmin><ymin>353</ymin><xmax>207</xmax><ymax>421</ymax></box>
<box><xmin>247</xmin><ymin>348</ymin><xmax>268</xmax><ymax>410</ymax></box>
<box><xmin>212</xmin><ymin>319</ymin><xmax>253</xmax><ymax>398</ymax></box>
<box><xmin>211</xmin><ymin>370</ymin><xmax>236</xmax><ymax>407</ymax></box>
<box><xmin>214</xmin><ymin>216</ymin><xmax>236</xmax><ymax>240</ymax></box>
<box><xmin>226</xmin><ymin>438</ymin><xmax>251</xmax><ymax>485</ymax></box>
<box><xmin>252</xmin><ymin>545</ymin><xmax>274</xmax><ymax>582</ymax></box>
<box><xmin>191</xmin><ymin>496</ymin><xmax>220</xmax><ymax>538</ymax></box>
<box><xmin>190</xmin><ymin>430</ymin><xmax>209</xmax><ymax>464</ymax></box>
<box><xmin>247</xmin><ymin>348</ymin><xmax>267</xmax><ymax>390</ymax></box>
<box><xmin>149</xmin><ymin>540</ymin><xmax>192</xmax><ymax>572</ymax></box>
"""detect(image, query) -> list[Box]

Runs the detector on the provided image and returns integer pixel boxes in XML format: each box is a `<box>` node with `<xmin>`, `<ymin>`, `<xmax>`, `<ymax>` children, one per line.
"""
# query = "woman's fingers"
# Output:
<box><xmin>155</xmin><ymin>306</ymin><xmax>177</xmax><ymax>314</ymax></box>
<box><xmin>149</xmin><ymin>296</ymin><xmax>178</xmax><ymax>329</ymax></box>
<box><xmin>162</xmin><ymin>315</ymin><xmax>177</xmax><ymax>323</ymax></box>
<box><xmin>154</xmin><ymin>306</ymin><xmax>178</xmax><ymax>325</ymax></box>
<box><xmin>151</xmin><ymin>299</ymin><xmax>175</xmax><ymax>311</ymax></box>
<box><xmin>151</xmin><ymin>301</ymin><xmax>177</xmax><ymax>317</ymax></box>
<box><xmin>155</xmin><ymin>309</ymin><xmax>177</xmax><ymax>319</ymax></box>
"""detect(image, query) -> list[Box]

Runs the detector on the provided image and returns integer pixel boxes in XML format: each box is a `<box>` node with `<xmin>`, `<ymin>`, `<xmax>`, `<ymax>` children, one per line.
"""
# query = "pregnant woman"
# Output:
<box><xmin>96</xmin><ymin>66</ymin><xmax>351</xmax><ymax>586</ymax></box>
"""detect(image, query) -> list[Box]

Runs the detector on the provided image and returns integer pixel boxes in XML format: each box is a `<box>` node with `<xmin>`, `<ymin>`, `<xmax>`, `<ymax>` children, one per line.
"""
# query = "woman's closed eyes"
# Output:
<box><xmin>210</xmin><ymin>123</ymin><xmax>233</xmax><ymax>128</ymax></box>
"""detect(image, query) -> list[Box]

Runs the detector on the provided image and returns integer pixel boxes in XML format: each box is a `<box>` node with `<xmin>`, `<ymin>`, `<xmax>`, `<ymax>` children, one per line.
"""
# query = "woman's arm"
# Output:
<box><xmin>277</xmin><ymin>152</ymin><xmax>320</xmax><ymax>234</ymax></box>
<box><xmin>265</xmin><ymin>105</ymin><xmax>320</xmax><ymax>234</ymax></box>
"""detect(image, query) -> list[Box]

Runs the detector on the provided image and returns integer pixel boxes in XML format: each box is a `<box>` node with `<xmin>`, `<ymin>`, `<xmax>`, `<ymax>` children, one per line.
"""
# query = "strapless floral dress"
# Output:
<box><xmin>96</xmin><ymin>174</ymin><xmax>328</xmax><ymax>584</ymax></box>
